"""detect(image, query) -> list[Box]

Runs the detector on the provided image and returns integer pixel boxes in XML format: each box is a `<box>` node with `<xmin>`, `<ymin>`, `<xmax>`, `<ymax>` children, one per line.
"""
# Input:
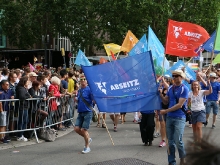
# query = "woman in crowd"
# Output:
<box><xmin>188</xmin><ymin>80</ymin><xmax>212</xmax><ymax>143</ymax></box>
<box><xmin>15</xmin><ymin>76</ymin><xmax>31</xmax><ymax>141</ymax></box>
<box><xmin>28</xmin><ymin>81</ymin><xmax>48</xmax><ymax>127</ymax></box>
<box><xmin>48</xmin><ymin>76</ymin><xmax>64</xmax><ymax>130</ymax></box>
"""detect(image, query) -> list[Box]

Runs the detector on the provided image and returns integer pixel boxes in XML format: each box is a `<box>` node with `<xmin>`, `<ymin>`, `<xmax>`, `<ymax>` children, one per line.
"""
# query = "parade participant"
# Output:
<box><xmin>109</xmin><ymin>113</ymin><xmax>120</xmax><ymax>132</ymax></box>
<box><xmin>159</xmin><ymin>69</ymin><xmax>189</xmax><ymax>165</ymax></box>
<box><xmin>74</xmin><ymin>75</ymin><xmax>93</xmax><ymax>154</ymax></box>
<box><xmin>140</xmin><ymin>110</ymin><xmax>155</xmax><ymax>146</ymax></box>
<box><xmin>188</xmin><ymin>80</ymin><xmax>212</xmax><ymax>143</ymax></box>
<box><xmin>205</xmin><ymin>72</ymin><xmax>220</xmax><ymax>128</ymax></box>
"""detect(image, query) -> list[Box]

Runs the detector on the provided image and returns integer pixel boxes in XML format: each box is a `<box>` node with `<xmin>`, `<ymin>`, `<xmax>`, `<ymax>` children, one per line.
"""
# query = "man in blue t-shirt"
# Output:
<box><xmin>159</xmin><ymin>69</ymin><xmax>189</xmax><ymax>165</ymax></box>
<box><xmin>204</xmin><ymin>72</ymin><xmax>220</xmax><ymax>128</ymax></box>
<box><xmin>74</xmin><ymin>75</ymin><xmax>93</xmax><ymax>154</ymax></box>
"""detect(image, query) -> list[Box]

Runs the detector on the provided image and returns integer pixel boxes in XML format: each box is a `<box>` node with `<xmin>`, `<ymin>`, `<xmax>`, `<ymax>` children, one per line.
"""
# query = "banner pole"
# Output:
<box><xmin>101</xmin><ymin>114</ymin><xmax>115</xmax><ymax>146</ymax></box>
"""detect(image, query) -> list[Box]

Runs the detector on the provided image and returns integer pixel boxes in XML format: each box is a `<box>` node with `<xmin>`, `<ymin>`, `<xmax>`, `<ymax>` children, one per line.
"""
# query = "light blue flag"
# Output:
<box><xmin>75</xmin><ymin>49</ymin><xmax>92</xmax><ymax>66</ymax></box>
<box><xmin>129</xmin><ymin>34</ymin><xmax>148</xmax><ymax>56</ymax></box>
<box><xmin>202</xmin><ymin>31</ymin><xmax>220</xmax><ymax>54</ymax></box>
<box><xmin>165</xmin><ymin>60</ymin><xmax>196</xmax><ymax>90</ymax></box>
<box><xmin>82</xmin><ymin>51</ymin><xmax>161</xmax><ymax>113</ymax></box>
<box><xmin>148</xmin><ymin>26</ymin><xmax>169</xmax><ymax>71</ymax></box>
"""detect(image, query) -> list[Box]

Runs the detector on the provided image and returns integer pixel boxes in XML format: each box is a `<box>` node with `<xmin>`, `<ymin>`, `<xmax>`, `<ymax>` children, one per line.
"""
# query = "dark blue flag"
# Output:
<box><xmin>202</xmin><ymin>31</ymin><xmax>220</xmax><ymax>54</ymax></box>
<box><xmin>165</xmin><ymin>60</ymin><xmax>196</xmax><ymax>90</ymax></box>
<box><xmin>82</xmin><ymin>51</ymin><xmax>161</xmax><ymax>113</ymax></box>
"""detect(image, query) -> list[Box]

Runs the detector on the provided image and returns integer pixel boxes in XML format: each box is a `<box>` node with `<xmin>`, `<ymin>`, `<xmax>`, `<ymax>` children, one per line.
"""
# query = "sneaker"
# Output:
<box><xmin>148</xmin><ymin>141</ymin><xmax>152</xmax><ymax>146</ymax></box>
<box><xmin>17</xmin><ymin>136</ymin><xmax>28</xmax><ymax>142</ymax></box>
<box><xmin>4</xmin><ymin>136</ymin><xmax>11</xmax><ymax>142</ymax></box>
<box><xmin>1</xmin><ymin>138</ymin><xmax>9</xmax><ymax>144</ymax></box>
<box><xmin>212</xmin><ymin>124</ymin><xmax>216</xmax><ymax>129</ymax></box>
<box><xmin>82</xmin><ymin>147</ymin><xmax>91</xmax><ymax>154</ymax></box>
<box><xmin>154</xmin><ymin>132</ymin><xmax>160</xmax><ymax>138</ymax></box>
<box><xmin>159</xmin><ymin>141</ymin><xmax>166</xmax><ymax>147</ymax></box>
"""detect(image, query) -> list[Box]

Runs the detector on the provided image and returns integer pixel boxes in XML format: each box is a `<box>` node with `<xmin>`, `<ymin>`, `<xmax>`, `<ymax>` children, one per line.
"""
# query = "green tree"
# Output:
<box><xmin>0</xmin><ymin>0</ymin><xmax>220</xmax><ymax>58</ymax></box>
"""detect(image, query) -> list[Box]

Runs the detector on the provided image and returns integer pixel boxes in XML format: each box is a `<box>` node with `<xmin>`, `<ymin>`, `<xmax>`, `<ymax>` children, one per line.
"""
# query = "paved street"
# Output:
<box><xmin>0</xmin><ymin>113</ymin><xmax>220</xmax><ymax>165</ymax></box>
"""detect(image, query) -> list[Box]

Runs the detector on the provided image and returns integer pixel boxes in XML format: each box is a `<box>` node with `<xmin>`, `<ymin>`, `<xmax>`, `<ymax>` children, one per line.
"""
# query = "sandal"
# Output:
<box><xmin>96</xmin><ymin>123</ymin><xmax>100</xmax><ymax>127</ymax></box>
<box><xmin>102</xmin><ymin>124</ymin><xmax>106</xmax><ymax>128</ymax></box>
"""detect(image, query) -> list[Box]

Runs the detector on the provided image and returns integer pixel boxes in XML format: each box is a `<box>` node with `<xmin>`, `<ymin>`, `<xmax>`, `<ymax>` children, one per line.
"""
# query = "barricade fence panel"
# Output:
<box><xmin>0</xmin><ymin>95</ymin><xmax>75</xmax><ymax>142</ymax></box>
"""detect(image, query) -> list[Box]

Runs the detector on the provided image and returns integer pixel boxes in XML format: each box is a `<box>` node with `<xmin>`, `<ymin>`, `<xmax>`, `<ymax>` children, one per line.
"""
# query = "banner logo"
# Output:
<box><xmin>173</xmin><ymin>26</ymin><xmax>182</xmax><ymax>38</ymax></box>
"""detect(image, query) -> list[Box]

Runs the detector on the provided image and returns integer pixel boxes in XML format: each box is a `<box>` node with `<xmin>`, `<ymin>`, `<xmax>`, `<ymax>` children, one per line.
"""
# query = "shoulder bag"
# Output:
<box><xmin>79</xmin><ymin>90</ymin><xmax>98</xmax><ymax>122</ymax></box>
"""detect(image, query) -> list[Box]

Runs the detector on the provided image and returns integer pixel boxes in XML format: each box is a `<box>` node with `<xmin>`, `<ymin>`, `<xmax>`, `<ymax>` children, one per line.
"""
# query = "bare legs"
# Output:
<box><xmin>192</xmin><ymin>122</ymin><xmax>203</xmax><ymax>142</ymax></box>
<box><xmin>74</xmin><ymin>127</ymin><xmax>90</xmax><ymax>148</ymax></box>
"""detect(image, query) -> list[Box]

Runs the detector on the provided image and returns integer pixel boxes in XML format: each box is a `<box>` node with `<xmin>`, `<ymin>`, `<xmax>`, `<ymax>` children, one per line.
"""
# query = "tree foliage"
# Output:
<box><xmin>0</xmin><ymin>0</ymin><xmax>220</xmax><ymax>56</ymax></box>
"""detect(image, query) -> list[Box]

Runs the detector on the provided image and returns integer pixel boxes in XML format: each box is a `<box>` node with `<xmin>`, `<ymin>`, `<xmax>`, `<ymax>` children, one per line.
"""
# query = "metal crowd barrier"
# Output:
<box><xmin>0</xmin><ymin>95</ymin><xmax>75</xmax><ymax>143</ymax></box>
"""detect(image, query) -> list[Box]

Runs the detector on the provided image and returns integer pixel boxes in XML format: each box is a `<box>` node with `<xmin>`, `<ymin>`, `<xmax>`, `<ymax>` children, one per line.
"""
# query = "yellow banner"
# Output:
<box><xmin>120</xmin><ymin>30</ymin><xmax>139</xmax><ymax>53</ymax></box>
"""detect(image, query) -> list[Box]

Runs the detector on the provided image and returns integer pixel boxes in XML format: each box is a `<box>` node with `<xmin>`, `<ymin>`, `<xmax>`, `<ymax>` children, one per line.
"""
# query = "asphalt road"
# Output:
<box><xmin>0</xmin><ymin>113</ymin><xmax>220</xmax><ymax>165</ymax></box>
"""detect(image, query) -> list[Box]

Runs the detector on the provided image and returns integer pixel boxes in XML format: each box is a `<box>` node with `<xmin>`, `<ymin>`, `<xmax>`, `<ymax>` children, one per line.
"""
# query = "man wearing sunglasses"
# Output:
<box><xmin>159</xmin><ymin>69</ymin><xmax>189</xmax><ymax>165</ymax></box>
<box><xmin>74</xmin><ymin>75</ymin><xmax>93</xmax><ymax>154</ymax></box>
<box><xmin>205</xmin><ymin>72</ymin><xmax>220</xmax><ymax>129</ymax></box>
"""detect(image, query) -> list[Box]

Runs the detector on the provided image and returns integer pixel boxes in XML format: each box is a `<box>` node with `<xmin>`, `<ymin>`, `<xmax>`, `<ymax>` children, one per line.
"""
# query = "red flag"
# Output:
<box><xmin>165</xmin><ymin>19</ymin><xmax>210</xmax><ymax>57</ymax></box>
<box><xmin>110</xmin><ymin>51</ymin><xmax>116</xmax><ymax>60</ymax></box>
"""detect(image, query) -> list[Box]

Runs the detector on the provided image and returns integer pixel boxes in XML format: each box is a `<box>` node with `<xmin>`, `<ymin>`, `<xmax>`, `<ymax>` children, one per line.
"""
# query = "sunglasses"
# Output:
<box><xmin>80</xmin><ymin>78</ymin><xmax>86</xmax><ymax>81</ymax></box>
<box><xmin>172</xmin><ymin>75</ymin><xmax>180</xmax><ymax>78</ymax></box>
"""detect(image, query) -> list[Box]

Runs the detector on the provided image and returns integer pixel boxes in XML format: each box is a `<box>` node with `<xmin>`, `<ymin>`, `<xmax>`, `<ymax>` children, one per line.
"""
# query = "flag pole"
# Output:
<box><xmin>205</xmin><ymin>50</ymin><xmax>214</xmax><ymax>74</ymax></box>
<box><xmin>116</xmin><ymin>52</ymin><xmax>120</xmax><ymax>60</ymax></box>
<box><xmin>185</xmin><ymin>57</ymin><xmax>193</xmax><ymax>66</ymax></box>
<box><xmin>107</xmin><ymin>55</ymin><xmax>112</xmax><ymax>62</ymax></box>
<box><xmin>156</xmin><ymin>55</ymin><xmax>166</xmax><ymax>81</ymax></box>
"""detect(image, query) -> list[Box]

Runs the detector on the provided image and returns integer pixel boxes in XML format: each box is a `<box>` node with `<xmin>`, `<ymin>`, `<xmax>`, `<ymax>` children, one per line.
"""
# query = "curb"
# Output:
<box><xmin>0</xmin><ymin>126</ymin><xmax>74</xmax><ymax>150</ymax></box>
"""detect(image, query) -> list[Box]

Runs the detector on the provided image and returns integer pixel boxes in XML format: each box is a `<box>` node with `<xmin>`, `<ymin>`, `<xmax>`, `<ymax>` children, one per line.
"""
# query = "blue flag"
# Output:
<box><xmin>202</xmin><ymin>31</ymin><xmax>220</xmax><ymax>54</ymax></box>
<box><xmin>82</xmin><ymin>51</ymin><xmax>161</xmax><ymax>113</ymax></box>
<box><xmin>165</xmin><ymin>60</ymin><xmax>196</xmax><ymax>90</ymax></box>
<box><xmin>75</xmin><ymin>49</ymin><xmax>91</xmax><ymax>66</ymax></box>
<box><xmin>129</xmin><ymin>34</ymin><xmax>148</xmax><ymax>56</ymax></box>
<box><xmin>148</xmin><ymin>26</ymin><xmax>169</xmax><ymax>71</ymax></box>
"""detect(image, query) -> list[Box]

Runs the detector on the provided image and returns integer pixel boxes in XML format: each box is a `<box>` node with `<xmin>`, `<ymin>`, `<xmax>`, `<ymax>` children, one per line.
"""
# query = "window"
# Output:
<box><xmin>0</xmin><ymin>9</ymin><xmax>6</xmax><ymax>48</ymax></box>
<box><xmin>0</xmin><ymin>27</ymin><xmax>6</xmax><ymax>48</ymax></box>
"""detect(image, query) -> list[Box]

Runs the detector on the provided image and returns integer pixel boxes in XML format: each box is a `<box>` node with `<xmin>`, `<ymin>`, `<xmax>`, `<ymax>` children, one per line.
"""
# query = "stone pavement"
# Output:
<box><xmin>0</xmin><ymin>113</ymin><xmax>219</xmax><ymax>165</ymax></box>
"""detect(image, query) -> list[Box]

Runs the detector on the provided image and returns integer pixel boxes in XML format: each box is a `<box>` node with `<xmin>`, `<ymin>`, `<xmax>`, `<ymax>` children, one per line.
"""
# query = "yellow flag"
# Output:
<box><xmin>103</xmin><ymin>43</ymin><xmax>121</xmax><ymax>56</ymax></box>
<box><xmin>120</xmin><ymin>30</ymin><xmax>139</xmax><ymax>53</ymax></box>
<box><xmin>61</xmin><ymin>48</ymin><xmax>65</xmax><ymax>56</ymax></box>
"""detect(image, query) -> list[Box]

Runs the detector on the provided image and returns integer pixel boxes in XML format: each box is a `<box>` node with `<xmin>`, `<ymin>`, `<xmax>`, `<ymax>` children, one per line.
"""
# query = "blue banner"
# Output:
<box><xmin>202</xmin><ymin>31</ymin><xmax>220</xmax><ymax>54</ymax></box>
<box><xmin>148</xmin><ymin>26</ymin><xmax>169</xmax><ymax>71</ymax></box>
<box><xmin>82</xmin><ymin>51</ymin><xmax>161</xmax><ymax>113</ymax></box>
<box><xmin>129</xmin><ymin>34</ymin><xmax>147</xmax><ymax>56</ymax></box>
<box><xmin>75</xmin><ymin>49</ymin><xmax>92</xmax><ymax>66</ymax></box>
<box><xmin>165</xmin><ymin>60</ymin><xmax>196</xmax><ymax>90</ymax></box>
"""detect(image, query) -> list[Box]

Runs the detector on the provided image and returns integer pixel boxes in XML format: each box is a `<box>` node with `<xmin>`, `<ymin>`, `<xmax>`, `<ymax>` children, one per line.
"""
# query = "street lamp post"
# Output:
<box><xmin>42</xmin><ymin>35</ymin><xmax>49</xmax><ymax>68</ymax></box>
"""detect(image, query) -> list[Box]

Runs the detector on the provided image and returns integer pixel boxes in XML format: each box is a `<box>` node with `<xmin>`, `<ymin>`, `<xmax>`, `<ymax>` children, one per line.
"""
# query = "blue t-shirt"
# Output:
<box><xmin>77</xmin><ymin>86</ymin><xmax>93</xmax><ymax>113</ymax></box>
<box><xmin>206</xmin><ymin>82</ymin><xmax>220</xmax><ymax>101</ymax></box>
<box><xmin>167</xmin><ymin>84</ymin><xmax>189</xmax><ymax>118</ymax></box>
<box><xmin>0</xmin><ymin>89</ymin><xmax>13</xmax><ymax>111</ymax></box>
<box><xmin>61</xmin><ymin>80</ymin><xmax>68</xmax><ymax>89</ymax></box>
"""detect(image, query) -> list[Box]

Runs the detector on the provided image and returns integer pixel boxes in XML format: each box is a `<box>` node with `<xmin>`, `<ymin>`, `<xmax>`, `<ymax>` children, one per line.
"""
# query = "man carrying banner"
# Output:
<box><xmin>159</xmin><ymin>69</ymin><xmax>189</xmax><ymax>165</ymax></box>
<box><xmin>74</xmin><ymin>75</ymin><xmax>93</xmax><ymax>154</ymax></box>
